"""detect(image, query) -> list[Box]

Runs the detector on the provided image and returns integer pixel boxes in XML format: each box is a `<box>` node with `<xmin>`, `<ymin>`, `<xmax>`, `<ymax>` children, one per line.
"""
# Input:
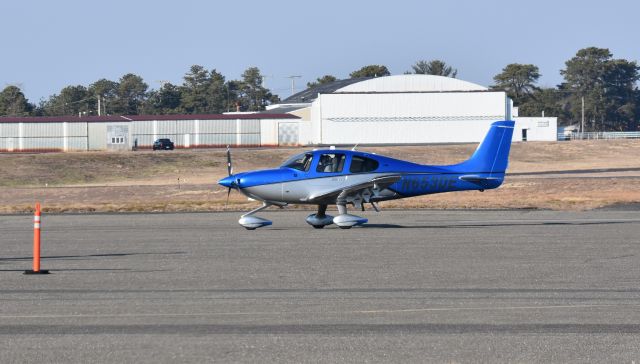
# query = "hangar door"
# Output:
<box><xmin>278</xmin><ymin>122</ymin><xmax>299</xmax><ymax>146</ymax></box>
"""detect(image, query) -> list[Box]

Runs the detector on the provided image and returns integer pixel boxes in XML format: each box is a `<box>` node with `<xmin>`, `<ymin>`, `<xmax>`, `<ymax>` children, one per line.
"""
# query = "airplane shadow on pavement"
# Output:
<box><xmin>360</xmin><ymin>220</ymin><xmax>634</xmax><ymax>229</ymax></box>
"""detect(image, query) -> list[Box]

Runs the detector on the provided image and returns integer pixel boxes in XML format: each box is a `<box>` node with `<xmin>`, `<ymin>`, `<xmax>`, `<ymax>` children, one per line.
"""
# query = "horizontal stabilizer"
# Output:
<box><xmin>459</xmin><ymin>175</ymin><xmax>501</xmax><ymax>182</ymax></box>
<box><xmin>459</xmin><ymin>175</ymin><xmax>502</xmax><ymax>187</ymax></box>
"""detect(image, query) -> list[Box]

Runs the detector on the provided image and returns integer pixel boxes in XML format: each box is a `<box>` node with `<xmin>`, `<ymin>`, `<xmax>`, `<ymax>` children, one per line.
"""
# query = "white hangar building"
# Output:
<box><xmin>269</xmin><ymin>74</ymin><xmax>557</xmax><ymax>145</ymax></box>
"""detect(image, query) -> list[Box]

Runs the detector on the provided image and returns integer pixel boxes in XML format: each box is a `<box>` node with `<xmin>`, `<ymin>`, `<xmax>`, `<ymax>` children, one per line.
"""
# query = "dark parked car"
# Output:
<box><xmin>153</xmin><ymin>138</ymin><xmax>174</xmax><ymax>150</ymax></box>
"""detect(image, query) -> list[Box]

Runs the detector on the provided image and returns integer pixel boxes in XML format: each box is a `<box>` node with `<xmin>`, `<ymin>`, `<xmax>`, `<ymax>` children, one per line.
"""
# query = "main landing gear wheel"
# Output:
<box><xmin>333</xmin><ymin>203</ymin><xmax>367</xmax><ymax>229</ymax></box>
<box><xmin>306</xmin><ymin>205</ymin><xmax>334</xmax><ymax>229</ymax></box>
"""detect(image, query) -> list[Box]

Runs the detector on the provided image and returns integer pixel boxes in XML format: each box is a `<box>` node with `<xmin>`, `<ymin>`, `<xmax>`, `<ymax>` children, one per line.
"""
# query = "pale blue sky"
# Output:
<box><xmin>1</xmin><ymin>0</ymin><xmax>638</xmax><ymax>102</ymax></box>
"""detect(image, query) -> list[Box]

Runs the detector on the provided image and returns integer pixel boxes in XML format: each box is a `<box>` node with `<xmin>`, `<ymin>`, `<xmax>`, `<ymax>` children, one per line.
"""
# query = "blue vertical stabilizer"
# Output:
<box><xmin>453</xmin><ymin>120</ymin><xmax>515</xmax><ymax>174</ymax></box>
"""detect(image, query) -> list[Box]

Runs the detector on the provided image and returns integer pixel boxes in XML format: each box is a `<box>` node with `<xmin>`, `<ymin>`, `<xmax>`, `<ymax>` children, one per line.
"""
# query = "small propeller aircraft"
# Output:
<box><xmin>219</xmin><ymin>120</ymin><xmax>515</xmax><ymax>229</ymax></box>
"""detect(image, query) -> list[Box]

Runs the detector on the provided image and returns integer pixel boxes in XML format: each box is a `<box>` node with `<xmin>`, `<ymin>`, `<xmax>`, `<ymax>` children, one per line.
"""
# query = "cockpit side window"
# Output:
<box><xmin>349</xmin><ymin>156</ymin><xmax>379</xmax><ymax>173</ymax></box>
<box><xmin>316</xmin><ymin>153</ymin><xmax>346</xmax><ymax>173</ymax></box>
<box><xmin>282</xmin><ymin>153</ymin><xmax>313</xmax><ymax>172</ymax></box>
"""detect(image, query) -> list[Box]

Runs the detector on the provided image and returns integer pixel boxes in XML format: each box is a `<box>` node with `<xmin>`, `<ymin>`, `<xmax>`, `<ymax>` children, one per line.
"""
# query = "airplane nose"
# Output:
<box><xmin>218</xmin><ymin>175</ymin><xmax>235</xmax><ymax>188</ymax></box>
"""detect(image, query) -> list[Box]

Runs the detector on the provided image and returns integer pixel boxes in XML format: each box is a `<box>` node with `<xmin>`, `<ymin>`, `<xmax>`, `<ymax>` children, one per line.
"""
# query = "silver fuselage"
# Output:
<box><xmin>240</xmin><ymin>172</ymin><xmax>399</xmax><ymax>204</ymax></box>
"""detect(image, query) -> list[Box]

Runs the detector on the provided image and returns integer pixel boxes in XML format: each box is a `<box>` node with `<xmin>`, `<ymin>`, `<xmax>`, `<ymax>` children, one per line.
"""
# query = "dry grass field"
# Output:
<box><xmin>1</xmin><ymin>139</ymin><xmax>640</xmax><ymax>214</ymax></box>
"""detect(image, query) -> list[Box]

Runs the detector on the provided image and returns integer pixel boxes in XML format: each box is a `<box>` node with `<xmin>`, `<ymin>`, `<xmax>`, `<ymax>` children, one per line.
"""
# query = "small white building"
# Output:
<box><xmin>512</xmin><ymin>117</ymin><xmax>558</xmax><ymax>142</ymax></box>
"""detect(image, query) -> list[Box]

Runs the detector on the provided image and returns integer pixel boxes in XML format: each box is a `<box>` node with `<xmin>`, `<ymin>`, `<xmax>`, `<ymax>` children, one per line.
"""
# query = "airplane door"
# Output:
<box><xmin>281</xmin><ymin>153</ymin><xmax>313</xmax><ymax>202</ymax></box>
<box><xmin>314</xmin><ymin>153</ymin><xmax>348</xmax><ymax>191</ymax></box>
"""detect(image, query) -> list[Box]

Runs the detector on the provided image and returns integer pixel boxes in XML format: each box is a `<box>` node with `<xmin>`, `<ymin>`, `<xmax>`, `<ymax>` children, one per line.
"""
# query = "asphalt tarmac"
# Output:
<box><xmin>1</xmin><ymin>209</ymin><xmax>640</xmax><ymax>363</ymax></box>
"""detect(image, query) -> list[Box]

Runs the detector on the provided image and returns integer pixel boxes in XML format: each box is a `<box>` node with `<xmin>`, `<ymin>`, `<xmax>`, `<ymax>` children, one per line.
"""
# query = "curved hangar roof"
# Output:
<box><xmin>282</xmin><ymin>75</ymin><xmax>488</xmax><ymax>104</ymax></box>
<box><xmin>281</xmin><ymin>77</ymin><xmax>371</xmax><ymax>103</ymax></box>
<box><xmin>335</xmin><ymin>74</ymin><xmax>488</xmax><ymax>93</ymax></box>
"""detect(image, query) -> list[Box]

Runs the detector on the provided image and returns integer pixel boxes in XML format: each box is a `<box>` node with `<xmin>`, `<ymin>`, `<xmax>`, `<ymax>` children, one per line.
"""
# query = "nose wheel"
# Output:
<box><xmin>238</xmin><ymin>202</ymin><xmax>274</xmax><ymax>230</ymax></box>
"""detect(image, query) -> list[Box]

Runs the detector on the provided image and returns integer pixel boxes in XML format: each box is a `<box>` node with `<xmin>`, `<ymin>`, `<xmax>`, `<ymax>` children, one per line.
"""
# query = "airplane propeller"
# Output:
<box><xmin>226</xmin><ymin>145</ymin><xmax>233</xmax><ymax>176</ymax></box>
<box><xmin>225</xmin><ymin>145</ymin><xmax>233</xmax><ymax>208</ymax></box>
<box><xmin>226</xmin><ymin>185</ymin><xmax>232</xmax><ymax>207</ymax></box>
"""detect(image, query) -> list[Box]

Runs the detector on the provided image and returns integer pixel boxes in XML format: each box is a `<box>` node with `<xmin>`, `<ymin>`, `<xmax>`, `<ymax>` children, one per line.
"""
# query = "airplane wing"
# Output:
<box><xmin>305</xmin><ymin>174</ymin><xmax>402</xmax><ymax>204</ymax></box>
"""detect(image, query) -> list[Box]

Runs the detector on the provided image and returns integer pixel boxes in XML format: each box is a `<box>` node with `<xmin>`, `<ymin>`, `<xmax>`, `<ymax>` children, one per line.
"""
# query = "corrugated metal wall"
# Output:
<box><xmin>0</xmin><ymin>122</ymin><xmax>89</xmax><ymax>152</ymax></box>
<box><xmin>131</xmin><ymin>119</ymin><xmax>261</xmax><ymax>148</ymax></box>
<box><xmin>314</xmin><ymin>92</ymin><xmax>510</xmax><ymax>144</ymax></box>
<box><xmin>88</xmin><ymin>123</ymin><xmax>106</xmax><ymax>150</ymax></box>
<box><xmin>0</xmin><ymin>123</ymin><xmax>20</xmax><ymax>151</ymax></box>
<box><xmin>68</xmin><ymin>123</ymin><xmax>89</xmax><ymax>150</ymax></box>
<box><xmin>0</xmin><ymin>118</ymin><xmax>267</xmax><ymax>152</ymax></box>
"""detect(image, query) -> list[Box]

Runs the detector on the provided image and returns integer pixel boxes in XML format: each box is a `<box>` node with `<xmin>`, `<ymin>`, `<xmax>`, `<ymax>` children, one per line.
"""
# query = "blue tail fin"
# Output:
<box><xmin>455</xmin><ymin>120</ymin><xmax>515</xmax><ymax>174</ymax></box>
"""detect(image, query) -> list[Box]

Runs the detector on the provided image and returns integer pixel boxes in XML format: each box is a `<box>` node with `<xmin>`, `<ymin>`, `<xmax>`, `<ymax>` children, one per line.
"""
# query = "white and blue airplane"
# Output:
<box><xmin>219</xmin><ymin>120</ymin><xmax>515</xmax><ymax>229</ymax></box>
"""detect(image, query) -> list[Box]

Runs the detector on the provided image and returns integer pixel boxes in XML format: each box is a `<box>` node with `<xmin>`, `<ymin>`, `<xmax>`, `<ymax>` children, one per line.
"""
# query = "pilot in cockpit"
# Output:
<box><xmin>318</xmin><ymin>154</ymin><xmax>336</xmax><ymax>173</ymax></box>
<box><xmin>318</xmin><ymin>154</ymin><xmax>330</xmax><ymax>172</ymax></box>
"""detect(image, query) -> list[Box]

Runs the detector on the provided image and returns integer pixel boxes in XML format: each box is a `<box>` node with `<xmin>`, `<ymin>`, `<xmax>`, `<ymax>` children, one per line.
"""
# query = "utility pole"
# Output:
<box><xmin>97</xmin><ymin>96</ymin><xmax>101</xmax><ymax>116</ymax></box>
<box><xmin>287</xmin><ymin>75</ymin><xmax>301</xmax><ymax>96</ymax></box>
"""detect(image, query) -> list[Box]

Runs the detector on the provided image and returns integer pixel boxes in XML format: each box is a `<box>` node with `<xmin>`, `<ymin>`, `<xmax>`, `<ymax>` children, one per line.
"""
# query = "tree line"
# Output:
<box><xmin>0</xmin><ymin>66</ymin><xmax>279</xmax><ymax>117</ymax></box>
<box><xmin>1</xmin><ymin>47</ymin><xmax>639</xmax><ymax>131</ymax></box>
<box><xmin>491</xmin><ymin>47</ymin><xmax>640</xmax><ymax>131</ymax></box>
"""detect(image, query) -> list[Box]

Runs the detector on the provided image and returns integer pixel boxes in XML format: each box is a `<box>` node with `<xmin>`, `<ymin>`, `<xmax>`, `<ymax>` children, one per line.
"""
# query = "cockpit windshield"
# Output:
<box><xmin>281</xmin><ymin>153</ymin><xmax>313</xmax><ymax>172</ymax></box>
